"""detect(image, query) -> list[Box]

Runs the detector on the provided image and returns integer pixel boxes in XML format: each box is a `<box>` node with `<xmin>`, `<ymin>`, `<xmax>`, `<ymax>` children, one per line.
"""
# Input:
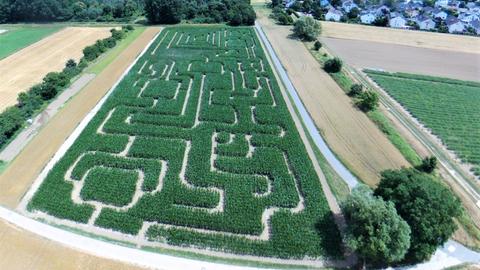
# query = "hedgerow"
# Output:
<box><xmin>28</xmin><ymin>26</ymin><xmax>342</xmax><ymax>259</ymax></box>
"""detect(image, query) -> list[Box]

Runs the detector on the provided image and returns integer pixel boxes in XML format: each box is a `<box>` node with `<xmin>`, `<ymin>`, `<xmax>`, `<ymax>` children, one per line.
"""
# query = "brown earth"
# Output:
<box><xmin>0</xmin><ymin>219</ymin><xmax>145</xmax><ymax>270</ymax></box>
<box><xmin>0</xmin><ymin>27</ymin><xmax>161</xmax><ymax>208</ymax></box>
<box><xmin>322</xmin><ymin>37</ymin><xmax>480</xmax><ymax>81</ymax></box>
<box><xmin>257</xmin><ymin>14</ymin><xmax>409</xmax><ymax>185</ymax></box>
<box><xmin>0</xmin><ymin>27</ymin><xmax>111</xmax><ymax>112</ymax></box>
<box><xmin>320</xmin><ymin>21</ymin><xmax>480</xmax><ymax>54</ymax></box>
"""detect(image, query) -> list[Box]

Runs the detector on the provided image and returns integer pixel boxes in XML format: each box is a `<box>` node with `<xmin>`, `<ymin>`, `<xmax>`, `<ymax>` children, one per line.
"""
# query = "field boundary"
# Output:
<box><xmin>18</xmin><ymin>30</ymin><xmax>161</xmax><ymax>212</ymax></box>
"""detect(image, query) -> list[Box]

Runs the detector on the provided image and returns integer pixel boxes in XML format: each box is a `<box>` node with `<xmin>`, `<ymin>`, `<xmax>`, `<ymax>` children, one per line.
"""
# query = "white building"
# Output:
<box><xmin>434</xmin><ymin>10</ymin><xmax>448</xmax><ymax>20</ymax></box>
<box><xmin>417</xmin><ymin>17</ymin><xmax>436</xmax><ymax>30</ymax></box>
<box><xmin>435</xmin><ymin>0</ymin><xmax>449</xmax><ymax>8</ymax></box>
<box><xmin>389</xmin><ymin>15</ymin><xmax>408</xmax><ymax>28</ymax></box>
<box><xmin>360</xmin><ymin>12</ymin><xmax>376</xmax><ymax>24</ymax></box>
<box><xmin>325</xmin><ymin>8</ymin><xmax>343</xmax><ymax>21</ymax></box>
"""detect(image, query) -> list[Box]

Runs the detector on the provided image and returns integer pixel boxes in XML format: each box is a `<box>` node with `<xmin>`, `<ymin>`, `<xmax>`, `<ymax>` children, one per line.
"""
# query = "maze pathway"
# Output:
<box><xmin>26</xmin><ymin>27</ymin><xmax>341</xmax><ymax>259</ymax></box>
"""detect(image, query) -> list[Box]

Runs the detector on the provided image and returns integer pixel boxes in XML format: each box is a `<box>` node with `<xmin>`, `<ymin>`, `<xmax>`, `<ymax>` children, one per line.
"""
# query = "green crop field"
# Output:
<box><xmin>28</xmin><ymin>26</ymin><xmax>341</xmax><ymax>260</ymax></box>
<box><xmin>366</xmin><ymin>70</ymin><xmax>480</xmax><ymax>178</ymax></box>
<box><xmin>0</xmin><ymin>25</ymin><xmax>63</xmax><ymax>59</ymax></box>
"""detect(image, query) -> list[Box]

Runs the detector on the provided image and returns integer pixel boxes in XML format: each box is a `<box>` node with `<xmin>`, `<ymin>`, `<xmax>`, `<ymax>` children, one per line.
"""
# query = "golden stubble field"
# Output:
<box><xmin>0</xmin><ymin>27</ymin><xmax>111</xmax><ymax>112</ymax></box>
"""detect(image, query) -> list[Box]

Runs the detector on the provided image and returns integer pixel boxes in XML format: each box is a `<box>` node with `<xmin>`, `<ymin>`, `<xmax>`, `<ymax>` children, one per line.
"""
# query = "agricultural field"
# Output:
<box><xmin>0</xmin><ymin>27</ymin><xmax>111</xmax><ymax>112</ymax></box>
<box><xmin>0</xmin><ymin>25</ymin><xmax>63</xmax><ymax>59</ymax></box>
<box><xmin>366</xmin><ymin>71</ymin><xmax>480</xmax><ymax>178</ymax></box>
<box><xmin>26</xmin><ymin>26</ymin><xmax>341</xmax><ymax>259</ymax></box>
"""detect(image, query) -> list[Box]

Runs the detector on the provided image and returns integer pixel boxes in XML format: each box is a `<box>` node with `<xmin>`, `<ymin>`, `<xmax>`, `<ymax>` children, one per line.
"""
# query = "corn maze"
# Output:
<box><xmin>27</xmin><ymin>26</ymin><xmax>341</xmax><ymax>259</ymax></box>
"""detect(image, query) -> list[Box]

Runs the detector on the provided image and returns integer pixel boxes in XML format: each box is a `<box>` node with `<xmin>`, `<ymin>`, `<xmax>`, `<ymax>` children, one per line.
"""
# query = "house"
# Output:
<box><xmin>433</xmin><ymin>9</ymin><xmax>448</xmax><ymax>20</ymax></box>
<box><xmin>360</xmin><ymin>12</ymin><xmax>376</xmax><ymax>24</ymax></box>
<box><xmin>375</xmin><ymin>5</ymin><xmax>390</xmax><ymax>16</ymax></box>
<box><xmin>325</xmin><ymin>8</ymin><xmax>343</xmax><ymax>21</ymax></box>
<box><xmin>405</xmin><ymin>6</ymin><xmax>421</xmax><ymax>17</ymax></box>
<box><xmin>435</xmin><ymin>0</ymin><xmax>449</xmax><ymax>8</ymax></box>
<box><xmin>422</xmin><ymin>6</ymin><xmax>435</xmax><ymax>15</ymax></box>
<box><xmin>447</xmin><ymin>18</ymin><xmax>466</xmax><ymax>32</ymax></box>
<box><xmin>389</xmin><ymin>14</ymin><xmax>408</xmax><ymax>28</ymax></box>
<box><xmin>459</xmin><ymin>12</ymin><xmax>479</xmax><ymax>23</ymax></box>
<box><xmin>342</xmin><ymin>0</ymin><xmax>359</xmax><ymax>13</ymax></box>
<box><xmin>416</xmin><ymin>15</ymin><xmax>437</xmax><ymax>30</ymax></box>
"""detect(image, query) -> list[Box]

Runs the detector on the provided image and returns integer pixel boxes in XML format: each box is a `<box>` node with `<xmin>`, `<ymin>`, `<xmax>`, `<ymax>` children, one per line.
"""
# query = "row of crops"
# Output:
<box><xmin>27</xmin><ymin>26</ymin><xmax>342</xmax><ymax>259</ymax></box>
<box><xmin>366</xmin><ymin>70</ymin><xmax>480</xmax><ymax>179</ymax></box>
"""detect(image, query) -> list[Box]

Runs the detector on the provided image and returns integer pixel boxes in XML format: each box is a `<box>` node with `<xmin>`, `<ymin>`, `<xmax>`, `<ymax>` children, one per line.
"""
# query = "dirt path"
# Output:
<box><xmin>0</xmin><ymin>27</ymin><xmax>111</xmax><ymax>112</ymax></box>
<box><xmin>0</xmin><ymin>27</ymin><xmax>161</xmax><ymax>208</ymax></box>
<box><xmin>0</xmin><ymin>218</ymin><xmax>145</xmax><ymax>270</ymax></box>
<box><xmin>321</xmin><ymin>37</ymin><xmax>480</xmax><ymax>82</ymax></box>
<box><xmin>320</xmin><ymin>21</ymin><xmax>480</xmax><ymax>54</ymax></box>
<box><xmin>256</xmin><ymin>15</ymin><xmax>409</xmax><ymax>185</ymax></box>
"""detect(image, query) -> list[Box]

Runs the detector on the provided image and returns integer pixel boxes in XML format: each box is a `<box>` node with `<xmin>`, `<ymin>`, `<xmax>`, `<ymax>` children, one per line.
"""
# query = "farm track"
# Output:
<box><xmin>255</xmin><ymin>13</ymin><xmax>409</xmax><ymax>185</ymax></box>
<box><xmin>0</xmin><ymin>27</ymin><xmax>111</xmax><ymax>112</ymax></box>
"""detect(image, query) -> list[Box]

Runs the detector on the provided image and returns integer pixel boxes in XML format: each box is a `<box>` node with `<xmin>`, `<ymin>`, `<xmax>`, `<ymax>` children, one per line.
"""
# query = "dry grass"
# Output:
<box><xmin>0</xmin><ymin>27</ymin><xmax>111</xmax><ymax>112</ymax></box>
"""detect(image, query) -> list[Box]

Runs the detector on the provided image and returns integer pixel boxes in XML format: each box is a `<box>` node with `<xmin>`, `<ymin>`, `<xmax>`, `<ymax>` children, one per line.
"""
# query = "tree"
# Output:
<box><xmin>293</xmin><ymin>16</ymin><xmax>321</xmax><ymax>41</ymax></box>
<box><xmin>375</xmin><ymin>168</ymin><xmax>462</xmax><ymax>263</ymax></box>
<box><xmin>323</xmin><ymin>57</ymin><xmax>342</xmax><ymax>73</ymax></box>
<box><xmin>343</xmin><ymin>185</ymin><xmax>411</xmax><ymax>266</ymax></box>
<box><xmin>145</xmin><ymin>0</ymin><xmax>184</xmax><ymax>24</ymax></box>
<box><xmin>65</xmin><ymin>59</ymin><xmax>77</xmax><ymax>69</ymax></box>
<box><xmin>277</xmin><ymin>13</ymin><xmax>294</xmax><ymax>25</ymax></box>
<box><xmin>357</xmin><ymin>91</ymin><xmax>379</xmax><ymax>111</ymax></box>
<box><xmin>417</xmin><ymin>156</ymin><xmax>438</xmax><ymax>174</ymax></box>
<box><xmin>313</xmin><ymin>40</ymin><xmax>322</xmax><ymax>51</ymax></box>
<box><xmin>0</xmin><ymin>0</ymin><xmax>11</xmax><ymax>23</ymax></box>
<box><xmin>349</xmin><ymin>83</ymin><xmax>363</xmax><ymax>96</ymax></box>
<box><xmin>373</xmin><ymin>15</ymin><xmax>388</xmax><ymax>27</ymax></box>
<box><xmin>347</xmin><ymin>7</ymin><xmax>359</xmax><ymax>19</ymax></box>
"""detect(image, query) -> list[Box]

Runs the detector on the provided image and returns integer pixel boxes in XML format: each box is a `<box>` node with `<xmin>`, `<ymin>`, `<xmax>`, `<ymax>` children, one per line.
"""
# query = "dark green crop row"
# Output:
<box><xmin>29</xmin><ymin>26</ymin><xmax>342</xmax><ymax>259</ymax></box>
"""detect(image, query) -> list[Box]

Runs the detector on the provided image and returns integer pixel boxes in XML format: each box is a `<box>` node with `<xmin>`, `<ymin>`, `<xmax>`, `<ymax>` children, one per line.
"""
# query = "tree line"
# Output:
<box><xmin>0</xmin><ymin>0</ymin><xmax>255</xmax><ymax>25</ymax></box>
<box><xmin>0</xmin><ymin>26</ymin><xmax>134</xmax><ymax>150</ymax></box>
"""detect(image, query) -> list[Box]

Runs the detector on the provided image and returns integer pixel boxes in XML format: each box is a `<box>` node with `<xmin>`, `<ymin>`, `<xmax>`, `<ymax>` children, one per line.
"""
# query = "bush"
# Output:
<box><xmin>313</xmin><ymin>40</ymin><xmax>322</xmax><ymax>51</ymax></box>
<box><xmin>357</xmin><ymin>91</ymin><xmax>379</xmax><ymax>112</ymax></box>
<box><xmin>293</xmin><ymin>16</ymin><xmax>321</xmax><ymax>41</ymax></box>
<box><xmin>375</xmin><ymin>168</ymin><xmax>462</xmax><ymax>263</ymax></box>
<box><xmin>323</xmin><ymin>57</ymin><xmax>342</xmax><ymax>73</ymax></box>
<box><xmin>349</xmin><ymin>83</ymin><xmax>363</xmax><ymax>96</ymax></box>
<box><xmin>417</xmin><ymin>156</ymin><xmax>437</xmax><ymax>173</ymax></box>
<box><xmin>111</xmin><ymin>28</ymin><xmax>124</xmax><ymax>40</ymax></box>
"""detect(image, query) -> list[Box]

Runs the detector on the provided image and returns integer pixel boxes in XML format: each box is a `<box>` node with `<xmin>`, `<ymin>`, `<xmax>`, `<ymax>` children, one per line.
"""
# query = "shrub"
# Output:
<box><xmin>416</xmin><ymin>156</ymin><xmax>437</xmax><ymax>173</ymax></box>
<box><xmin>357</xmin><ymin>91</ymin><xmax>379</xmax><ymax>112</ymax></box>
<box><xmin>313</xmin><ymin>40</ymin><xmax>322</xmax><ymax>51</ymax></box>
<box><xmin>293</xmin><ymin>16</ymin><xmax>321</xmax><ymax>41</ymax></box>
<box><xmin>323</xmin><ymin>57</ymin><xmax>342</xmax><ymax>73</ymax></box>
<box><xmin>349</xmin><ymin>83</ymin><xmax>363</xmax><ymax>96</ymax></box>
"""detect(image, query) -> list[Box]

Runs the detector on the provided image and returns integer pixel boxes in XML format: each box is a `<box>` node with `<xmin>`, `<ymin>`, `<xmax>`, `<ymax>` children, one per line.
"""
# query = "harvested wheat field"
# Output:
<box><xmin>257</xmin><ymin>15</ymin><xmax>409</xmax><ymax>185</ymax></box>
<box><xmin>0</xmin><ymin>27</ymin><xmax>161</xmax><ymax>208</ymax></box>
<box><xmin>0</xmin><ymin>219</ymin><xmax>144</xmax><ymax>270</ymax></box>
<box><xmin>322</xmin><ymin>37</ymin><xmax>480</xmax><ymax>81</ymax></box>
<box><xmin>321</xmin><ymin>21</ymin><xmax>480</xmax><ymax>54</ymax></box>
<box><xmin>0</xmin><ymin>27</ymin><xmax>111</xmax><ymax>112</ymax></box>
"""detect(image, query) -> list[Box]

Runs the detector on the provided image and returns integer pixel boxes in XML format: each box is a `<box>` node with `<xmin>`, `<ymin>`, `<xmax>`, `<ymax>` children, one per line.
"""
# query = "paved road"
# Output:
<box><xmin>0</xmin><ymin>74</ymin><xmax>95</xmax><ymax>162</ymax></box>
<box><xmin>254</xmin><ymin>22</ymin><xmax>358</xmax><ymax>189</ymax></box>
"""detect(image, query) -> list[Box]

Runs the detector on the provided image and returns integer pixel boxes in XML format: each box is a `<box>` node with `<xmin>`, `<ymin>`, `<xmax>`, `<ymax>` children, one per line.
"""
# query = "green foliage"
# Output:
<box><xmin>293</xmin><ymin>16</ymin><xmax>321</xmax><ymax>41</ymax></box>
<box><xmin>81</xmin><ymin>167</ymin><xmax>138</xmax><ymax>207</ymax></box>
<box><xmin>145</xmin><ymin>0</ymin><xmax>183</xmax><ymax>24</ymax></box>
<box><xmin>323</xmin><ymin>57</ymin><xmax>342</xmax><ymax>73</ymax></box>
<box><xmin>417</xmin><ymin>156</ymin><xmax>438</xmax><ymax>174</ymax></box>
<box><xmin>366</xmin><ymin>71</ymin><xmax>480</xmax><ymax>178</ymax></box>
<box><xmin>0</xmin><ymin>26</ymin><xmax>62</xmax><ymax>59</ymax></box>
<box><xmin>29</xmin><ymin>26</ymin><xmax>342</xmax><ymax>259</ymax></box>
<box><xmin>313</xmin><ymin>40</ymin><xmax>322</xmax><ymax>51</ymax></box>
<box><xmin>343</xmin><ymin>185</ymin><xmax>410</xmax><ymax>265</ymax></box>
<box><xmin>348</xmin><ymin>83</ymin><xmax>363</xmax><ymax>96</ymax></box>
<box><xmin>357</xmin><ymin>91</ymin><xmax>379</xmax><ymax>112</ymax></box>
<box><xmin>375</xmin><ymin>168</ymin><xmax>462</xmax><ymax>263</ymax></box>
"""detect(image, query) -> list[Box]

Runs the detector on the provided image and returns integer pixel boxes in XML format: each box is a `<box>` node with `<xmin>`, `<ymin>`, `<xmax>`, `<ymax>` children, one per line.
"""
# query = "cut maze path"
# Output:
<box><xmin>22</xmin><ymin>26</ymin><xmax>343</xmax><ymax>262</ymax></box>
